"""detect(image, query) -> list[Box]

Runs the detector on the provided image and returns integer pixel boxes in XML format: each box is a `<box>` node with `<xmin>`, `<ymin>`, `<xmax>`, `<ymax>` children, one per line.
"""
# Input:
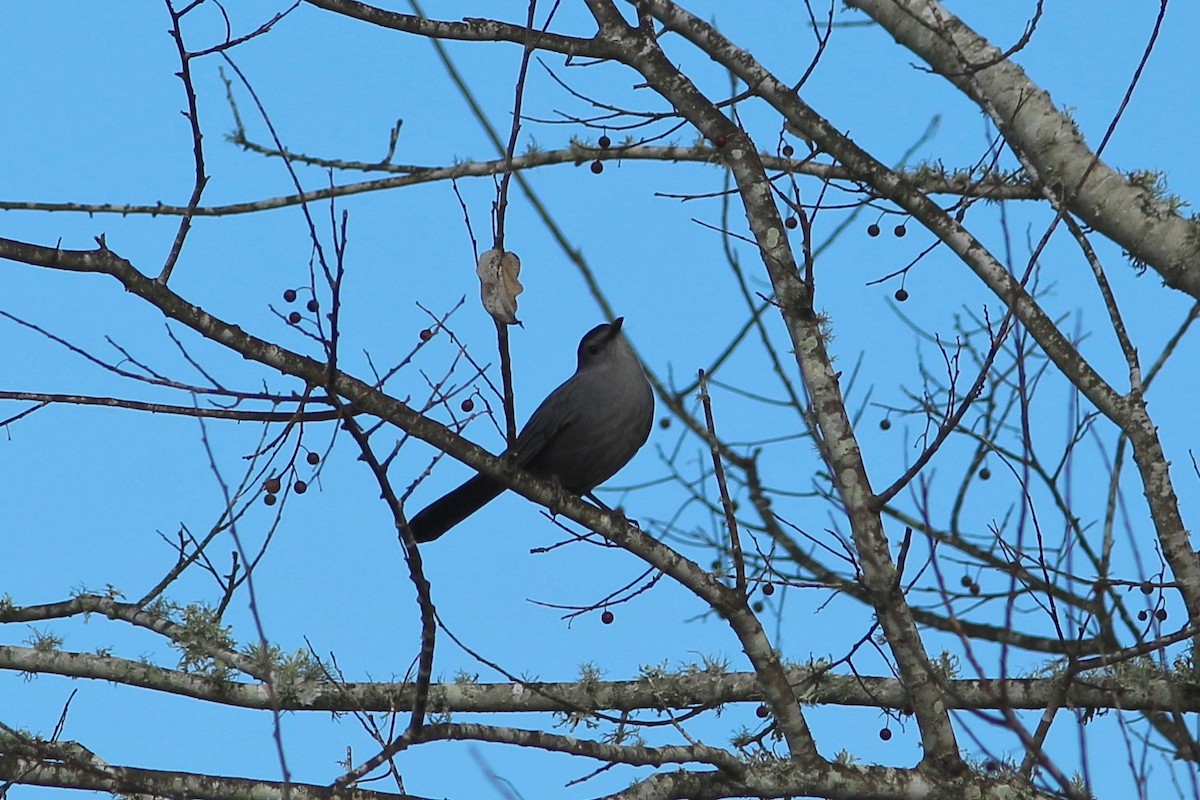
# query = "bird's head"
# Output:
<box><xmin>576</xmin><ymin>317</ymin><xmax>629</xmax><ymax>370</ymax></box>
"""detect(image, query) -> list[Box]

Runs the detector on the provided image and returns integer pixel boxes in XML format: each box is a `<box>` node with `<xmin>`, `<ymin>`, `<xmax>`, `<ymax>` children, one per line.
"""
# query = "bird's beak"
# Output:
<box><xmin>610</xmin><ymin>317</ymin><xmax>625</xmax><ymax>336</ymax></box>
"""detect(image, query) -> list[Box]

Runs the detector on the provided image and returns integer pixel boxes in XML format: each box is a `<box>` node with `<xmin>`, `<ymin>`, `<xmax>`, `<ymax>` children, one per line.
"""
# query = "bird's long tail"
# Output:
<box><xmin>408</xmin><ymin>474</ymin><xmax>505</xmax><ymax>542</ymax></box>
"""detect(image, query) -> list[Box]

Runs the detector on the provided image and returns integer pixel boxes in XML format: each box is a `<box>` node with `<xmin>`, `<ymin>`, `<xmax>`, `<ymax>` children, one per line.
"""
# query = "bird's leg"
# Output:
<box><xmin>585</xmin><ymin>491</ymin><xmax>612</xmax><ymax>511</ymax></box>
<box><xmin>585</xmin><ymin>492</ymin><xmax>639</xmax><ymax>529</ymax></box>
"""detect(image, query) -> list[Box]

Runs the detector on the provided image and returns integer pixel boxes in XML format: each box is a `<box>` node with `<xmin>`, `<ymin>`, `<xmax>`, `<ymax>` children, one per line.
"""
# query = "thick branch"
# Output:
<box><xmin>624</xmin><ymin>1</ymin><xmax>959</xmax><ymax>767</ymax></box>
<box><xmin>418</xmin><ymin>723</ymin><xmax>743</xmax><ymax>773</ymax></box>
<box><xmin>847</xmin><ymin>0</ymin><xmax>1200</xmax><ymax>300</ymax></box>
<box><xmin>0</xmin><ymin>748</ymin><xmax>403</xmax><ymax>800</ymax></box>
<box><xmin>3</xmin><ymin>644</ymin><xmax>1197</xmax><ymax>715</ymax></box>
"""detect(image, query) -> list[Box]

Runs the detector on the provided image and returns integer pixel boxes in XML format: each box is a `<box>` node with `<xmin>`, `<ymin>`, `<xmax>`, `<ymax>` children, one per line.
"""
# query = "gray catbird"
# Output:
<box><xmin>409</xmin><ymin>318</ymin><xmax>654</xmax><ymax>543</ymax></box>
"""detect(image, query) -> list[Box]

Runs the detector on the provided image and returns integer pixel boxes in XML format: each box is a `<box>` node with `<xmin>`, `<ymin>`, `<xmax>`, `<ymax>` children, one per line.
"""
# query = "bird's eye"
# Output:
<box><xmin>588</xmin><ymin>344</ymin><xmax>599</xmax><ymax>355</ymax></box>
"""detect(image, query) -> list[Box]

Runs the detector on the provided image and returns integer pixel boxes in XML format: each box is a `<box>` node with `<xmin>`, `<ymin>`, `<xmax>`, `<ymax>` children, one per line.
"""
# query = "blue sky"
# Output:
<box><xmin>3</xmin><ymin>2</ymin><xmax>1200</xmax><ymax>798</ymax></box>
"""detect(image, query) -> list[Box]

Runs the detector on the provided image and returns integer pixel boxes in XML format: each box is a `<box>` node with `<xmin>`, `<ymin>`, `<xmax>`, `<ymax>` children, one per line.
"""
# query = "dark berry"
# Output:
<box><xmin>979</xmin><ymin>468</ymin><xmax>992</xmax><ymax>480</ymax></box>
<box><xmin>782</xmin><ymin>144</ymin><xmax>794</xmax><ymax>157</ymax></box>
<box><xmin>1138</xmin><ymin>610</ymin><xmax>1148</xmax><ymax>621</ymax></box>
<box><xmin>894</xmin><ymin>224</ymin><xmax>907</xmax><ymax>237</ymax></box>
<box><xmin>294</xmin><ymin>480</ymin><xmax>308</xmax><ymax>494</ymax></box>
<box><xmin>598</xmin><ymin>134</ymin><xmax>611</xmax><ymax>149</ymax></box>
<box><xmin>306</xmin><ymin>452</ymin><xmax>320</xmax><ymax>465</ymax></box>
<box><xmin>969</xmin><ymin>583</ymin><xmax>980</xmax><ymax>596</ymax></box>
<box><xmin>867</xmin><ymin>224</ymin><xmax>881</xmax><ymax>237</ymax></box>
<box><xmin>590</xmin><ymin>160</ymin><xmax>604</xmax><ymax>174</ymax></box>
<box><xmin>752</xmin><ymin>601</ymin><xmax>765</xmax><ymax>612</ymax></box>
<box><xmin>714</xmin><ymin>134</ymin><xmax>728</xmax><ymax>147</ymax></box>
<box><xmin>784</xmin><ymin>216</ymin><xmax>798</xmax><ymax>229</ymax></box>
<box><xmin>755</xmin><ymin>704</ymin><xmax>769</xmax><ymax>718</ymax></box>
<box><xmin>264</xmin><ymin>494</ymin><xmax>277</xmax><ymax>506</ymax></box>
<box><xmin>601</xmin><ymin>610</ymin><xmax>614</xmax><ymax>625</ymax></box>
<box><xmin>1156</xmin><ymin>609</ymin><xmax>1167</xmax><ymax>621</ymax></box>
<box><xmin>879</xmin><ymin>728</ymin><xmax>892</xmax><ymax>741</ymax></box>
<box><xmin>419</xmin><ymin>328</ymin><xmax>434</xmax><ymax>342</ymax></box>
<box><xmin>264</xmin><ymin>478</ymin><xmax>281</xmax><ymax>494</ymax></box>
<box><xmin>960</xmin><ymin>576</ymin><xmax>972</xmax><ymax>588</ymax></box>
<box><xmin>880</xmin><ymin>419</ymin><xmax>891</xmax><ymax>430</ymax></box>
<box><xmin>1141</xmin><ymin>581</ymin><xmax>1154</xmax><ymax>595</ymax></box>
<box><xmin>461</xmin><ymin>399</ymin><xmax>475</xmax><ymax>412</ymax></box>
<box><xmin>307</xmin><ymin>299</ymin><xmax>319</xmax><ymax>312</ymax></box>
<box><xmin>894</xmin><ymin>288</ymin><xmax>909</xmax><ymax>302</ymax></box>
<box><xmin>283</xmin><ymin>289</ymin><xmax>298</xmax><ymax>303</ymax></box>
<box><xmin>762</xmin><ymin>583</ymin><xmax>775</xmax><ymax>596</ymax></box>
<box><xmin>659</xmin><ymin>417</ymin><xmax>671</xmax><ymax>429</ymax></box>
<box><xmin>288</xmin><ymin>311</ymin><xmax>302</xmax><ymax>324</ymax></box>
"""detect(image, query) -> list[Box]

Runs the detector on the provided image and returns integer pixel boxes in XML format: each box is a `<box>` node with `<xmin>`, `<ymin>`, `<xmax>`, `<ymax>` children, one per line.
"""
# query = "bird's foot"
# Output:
<box><xmin>583</xmin><ymin>493</ymin><xmax>643</xmax><ymax>530</ymax></box>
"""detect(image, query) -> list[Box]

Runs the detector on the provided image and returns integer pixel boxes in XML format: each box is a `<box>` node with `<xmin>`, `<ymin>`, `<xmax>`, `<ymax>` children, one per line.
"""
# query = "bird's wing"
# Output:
<box><xmin>510</xmin><ymin>379</ymin><xmax>583</xmax><ymax>467</ymax></box>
